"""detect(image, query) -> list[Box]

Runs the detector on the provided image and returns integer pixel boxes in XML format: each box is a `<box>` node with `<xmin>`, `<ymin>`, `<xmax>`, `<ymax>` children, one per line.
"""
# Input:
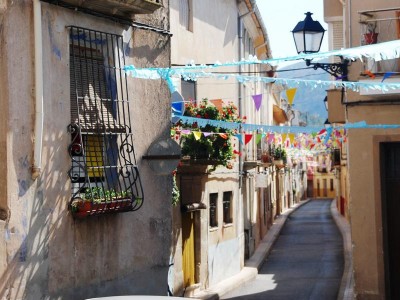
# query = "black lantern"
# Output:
<box><xmin>292</xmin><ymin>12</ymin><xmax>326</xmax><ymax>54</ymax></box>
<box><xmin>292</xmin><ymin>12</ymin><xmax>349</xmax><ymax>80</ymax></box>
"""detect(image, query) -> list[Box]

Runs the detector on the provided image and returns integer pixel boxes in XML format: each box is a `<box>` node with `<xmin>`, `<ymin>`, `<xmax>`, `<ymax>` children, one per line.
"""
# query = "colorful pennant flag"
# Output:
<box><xmin>245</xmin><ymin>134</ymin><xmax>253</xmax><ymax>145</ymax></box>
<box><xmin>252</xmin><ymin>94</ymin><xmax>263</xmax><ymax>111</ymax></box>
<box><xmin>193</xmin><ymin>131</ymin><xmax>202</xmax><ymax>140</ymax></box>
<box><xmin>382</xmin><ymin>72</ymin><xmax>395</xmax><ymax>82</ymax></box>
<box><xmin>210</xmin><ymin>99</ymin><xmax>224</xmax><ymax>113</ymax></box>
<box><xmin>171</xmin><ymin>101</ymin><xmax>184</xmax><ymax>115</ymax></box>
<box><xmin>255</xmin><ymin>133</ymin><xmax>263</xmax><ymax>145</ymax></box>
<box><xmin>234</xmin><ymin>134</ymin><xmax>243</xmax><ymax>144</ymax></box>
<box><xmin>286</xmin><ymin>88</ymin><xmax>297</xmax><ymax>106</ymax></box>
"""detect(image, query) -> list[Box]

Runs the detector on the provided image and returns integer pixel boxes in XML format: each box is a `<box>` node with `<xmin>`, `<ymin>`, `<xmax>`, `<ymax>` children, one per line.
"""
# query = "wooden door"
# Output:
<box><xmin>182</xmin><ymin>212</ymin><xmax>195</xmax><ymax>287</ymax></box>
<box><xmin>381</xmin><ymin>142</ymin><xmax>400</xmax><ymax>299</ymax></box>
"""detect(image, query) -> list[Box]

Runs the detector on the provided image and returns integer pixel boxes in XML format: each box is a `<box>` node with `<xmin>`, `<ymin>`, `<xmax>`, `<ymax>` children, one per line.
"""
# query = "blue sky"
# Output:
<box><xmin>256</xmin><ymin>0</ymin><xmax>328</xmax><ymax>60</ymax></box>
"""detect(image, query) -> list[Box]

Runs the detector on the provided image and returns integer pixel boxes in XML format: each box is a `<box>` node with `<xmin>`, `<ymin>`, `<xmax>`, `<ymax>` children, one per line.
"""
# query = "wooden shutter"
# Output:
<box><xmin>70</xmin><ymin>46</ymin><xmax>124</xmax><ymax>133</ymax></box>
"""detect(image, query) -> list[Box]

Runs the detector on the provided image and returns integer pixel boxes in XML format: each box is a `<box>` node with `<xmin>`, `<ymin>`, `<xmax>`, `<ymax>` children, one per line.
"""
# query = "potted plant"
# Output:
<box><xmin>261</xmin><ymin>149</ymin><xmax>272</xmax><ymax>164</ymax></box>
<box><xmin>70</xmin><ymin>187</ymin><xmax>140</xmax><ymax>218</ymax></box>
<box><xmin>271</xmin><ymin>145</ymin><xmax>287</xmax><ymax>167</ymax></box>
<box><xmin>364</xmin><ymin>22</ymin><xmax>378</xmax><ymax>45</ymax></box>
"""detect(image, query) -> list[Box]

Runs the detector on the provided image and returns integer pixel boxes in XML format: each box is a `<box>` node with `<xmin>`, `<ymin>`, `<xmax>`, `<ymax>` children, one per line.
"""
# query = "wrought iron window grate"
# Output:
<box><xmin>67</xmin><ymin>26</ymin><xmax>144</xmax><ymax>218</ymax></box>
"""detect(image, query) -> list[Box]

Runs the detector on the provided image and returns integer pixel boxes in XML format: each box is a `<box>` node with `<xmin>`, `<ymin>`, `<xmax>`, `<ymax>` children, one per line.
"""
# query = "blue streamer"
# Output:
<box><xmin>173</xmin><ymin>115</ymin><xmax>400</xmax><ymax>134</ymax></box>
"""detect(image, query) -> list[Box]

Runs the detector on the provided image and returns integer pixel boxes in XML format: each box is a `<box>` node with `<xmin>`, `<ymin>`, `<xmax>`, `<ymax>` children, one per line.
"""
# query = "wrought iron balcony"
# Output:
<box><xmin>45</xmin><ymin>0</ymin><xmax>163</xmax><ymax>18</ymax></box>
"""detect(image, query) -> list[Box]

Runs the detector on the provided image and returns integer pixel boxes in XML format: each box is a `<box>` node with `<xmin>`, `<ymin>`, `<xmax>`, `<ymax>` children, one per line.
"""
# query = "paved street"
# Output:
<box><xmin>222</xmin><ymin>199</ymin><xmax>344</xmax><ymax>300</ymax></box>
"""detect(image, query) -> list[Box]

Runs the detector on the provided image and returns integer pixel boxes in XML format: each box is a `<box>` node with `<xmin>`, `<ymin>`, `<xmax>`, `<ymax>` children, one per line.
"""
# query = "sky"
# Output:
<box><xmin>256</xmin><ymin>0</ymin><xmax>328</xmax><ymax>60</ymax></box>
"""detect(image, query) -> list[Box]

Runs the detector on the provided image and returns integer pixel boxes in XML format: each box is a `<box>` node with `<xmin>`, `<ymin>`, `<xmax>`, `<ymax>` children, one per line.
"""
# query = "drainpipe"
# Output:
<box><xmin>32</xmin><ymin>0</ymin><xmax>43</xmax><ymax>180</ymax></box>
<box><xmin>238</xmin><ymin>16</ymin><xmax>243</xmax><ymax>187</ymax></box>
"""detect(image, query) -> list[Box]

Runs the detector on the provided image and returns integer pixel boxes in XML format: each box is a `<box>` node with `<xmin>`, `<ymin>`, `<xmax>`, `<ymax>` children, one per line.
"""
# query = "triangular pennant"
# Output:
<box><xmin>193</xmin><ymin>131</ymin><xmax>202</xmax><ymax>140</ymax></box>
<box><xmin>282</xmin><ymin>133</ymin><xmax>288</xmax><ymax>143</ymax></box>
<box><xmin>251</xmin><ymin>94</ymin><xmax>263</xmax><ymax>111</ymax></box>
<box><xmin>245</xmin><ymin>134</ymin><xmax>253</xmax><ymax>145</ymax></box>
<box><xmin>256</xmin><ymin>133</ymin><xmax>263</xmax><ymax>145</ymax></box>
<box><xmin>234</xmin><ymin>134</ymin><xmax>243</xmax><ymax>144</ymax></box>
<box><xmin>382</xmin><ymin>72</ymin><xmax>396</xmax><ymax>82</ymax></box>
<box><xmin>288</xmin><ymin>133</ymin><xmax>295</xmax><ymax>145</ymax></box>
<box><xmin>210</xmin><ymin>99</ymin><xmax>224</xmax><ymax>113</ymax></box>
<box><xmin>286</xmin><ymin>88</ymin><xmax>297</xmax><ymax>106</ymax></box>
<box><xmin>219</xmin><ymin>133</ymin><xmax>228</xmax><ymax>139</ymax></box>
<box><xmin>267</xmin><ymin>133</ymin><xmax>274</xmax><ymax>143</ymax></box>
<box><xmin>181</xmin><ymin>129</ymin><xmax>191</xmax><ymax>135</ymax></box>
<box><xmin>171</xmin><ymin>101</ymin><xmax>184</xmax><ymax>115</ymax></box>
<box><xmin>203</xmin><ymin>132</ymin><xmax>212</xmax><ymax>137</ymax></box>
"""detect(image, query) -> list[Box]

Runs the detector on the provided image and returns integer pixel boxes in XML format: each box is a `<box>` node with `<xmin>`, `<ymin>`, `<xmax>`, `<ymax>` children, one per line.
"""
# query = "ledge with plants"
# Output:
<box><xmin>173</xmin><ymin>99</ymin><xmax>243</xmax><ymax>171</ymax></box>
<box><xmin>70</xmin><ymin>187</ymin><xmax>143</xmax><ymax>218</ymax></box>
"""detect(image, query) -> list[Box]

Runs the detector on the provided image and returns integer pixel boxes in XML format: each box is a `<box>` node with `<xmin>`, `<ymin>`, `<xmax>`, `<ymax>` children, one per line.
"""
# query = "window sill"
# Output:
<box><xmin>209</xmin><ymin>226</ymin><xmax>218</xmax><ymax>232</ymax></box>
<box><xmin>223</xmin><ymin>223</ymin><xmax>233</xmax><ymax>228</ymax></box>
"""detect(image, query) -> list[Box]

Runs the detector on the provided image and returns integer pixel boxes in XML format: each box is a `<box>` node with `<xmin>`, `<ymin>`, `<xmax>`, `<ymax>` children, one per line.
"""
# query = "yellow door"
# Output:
<box><xmin>182</xmin><ymin>212</ymin><xmax>195</xmax><ymax>287</ymax></box>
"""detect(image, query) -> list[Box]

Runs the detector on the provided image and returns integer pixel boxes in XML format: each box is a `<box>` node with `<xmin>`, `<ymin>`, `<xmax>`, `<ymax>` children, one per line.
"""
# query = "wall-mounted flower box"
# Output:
<box><xmin>70</xmin><ymin>187</ymin><xmax>143</xmax><ymax>218</ymax></box>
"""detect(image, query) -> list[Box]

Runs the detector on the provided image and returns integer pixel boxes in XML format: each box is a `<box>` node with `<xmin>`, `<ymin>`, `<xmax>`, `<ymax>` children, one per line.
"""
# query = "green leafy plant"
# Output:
<box><xmin>81</xmin><ymin>187</ymin><xmax>133</xmax><ymax>203</ymax></box>
<box><xmin>176</xmin><ymin>99</ymin><xmax>242</xmax><ymax>169</ymax></box>
<box><xmin>270</xmin><ymin>145</ymin><xmax>287</xmax><ymax>163</ymax></box>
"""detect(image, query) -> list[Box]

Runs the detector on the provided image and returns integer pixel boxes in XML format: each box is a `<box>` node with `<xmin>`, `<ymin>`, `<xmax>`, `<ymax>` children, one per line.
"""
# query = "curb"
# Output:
<box><xmin>330</xmin><ymin>200</ymin><xmax>354</xmax><ymax>300</ymax></box>
<box><xmin>194</xmin><ymin>199</ymin><xmax>310</xmax><ymax>300</ymax></box>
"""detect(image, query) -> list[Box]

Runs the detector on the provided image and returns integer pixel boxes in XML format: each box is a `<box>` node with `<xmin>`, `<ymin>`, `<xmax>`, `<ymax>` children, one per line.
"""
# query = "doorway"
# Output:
<box><xmin>380</xmin><ymin>142</ymin><xmax>400</xmax><ymax>299</ymax></box>
<box><xmin>182</xmin><ymin>212</ymin><xmax>196</xmax><ymax>287</ymax></box>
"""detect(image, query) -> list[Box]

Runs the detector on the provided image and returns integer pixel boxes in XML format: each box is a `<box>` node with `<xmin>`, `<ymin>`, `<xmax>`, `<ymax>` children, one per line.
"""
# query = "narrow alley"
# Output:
<box><xmin>222</xmin><ymin>199</ymin><xmax>344</xmax><ymax>300</ymax></box>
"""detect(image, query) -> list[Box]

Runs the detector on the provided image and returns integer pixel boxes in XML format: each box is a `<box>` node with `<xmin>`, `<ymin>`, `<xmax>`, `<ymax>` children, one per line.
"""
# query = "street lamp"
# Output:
<box><xmin>292</xmin><ymin>12</ymin><xmax>349</xmax><ymax>80</ymax></box>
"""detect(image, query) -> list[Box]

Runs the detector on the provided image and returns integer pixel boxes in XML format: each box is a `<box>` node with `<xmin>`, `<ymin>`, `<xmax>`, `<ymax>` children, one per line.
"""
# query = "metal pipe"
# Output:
<box><xmin>32</xmin><ymin>0</ymin><xmax>43</xmax><ymax>180</ymax></box>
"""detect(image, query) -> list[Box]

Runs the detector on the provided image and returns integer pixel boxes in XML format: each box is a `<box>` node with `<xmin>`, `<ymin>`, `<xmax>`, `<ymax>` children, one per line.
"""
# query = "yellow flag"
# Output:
<box><xmin>286</xmin><ymin>88</ymin><xmax>297</xmax><ymax>106</ymax></box>
<box><xmin>193</xmin><ymin>131</ymin><xmax>202</xmax><ymax>140</ymax></box>
<box><xmin>289</xmin><ymin>133</ymin><xmax>295</xmax><ymax>144</ymax></box>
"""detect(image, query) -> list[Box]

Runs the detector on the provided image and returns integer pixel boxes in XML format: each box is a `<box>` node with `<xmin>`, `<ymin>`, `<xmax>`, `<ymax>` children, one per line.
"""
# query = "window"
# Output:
<box><xmin>223</xmin><ymin>192</ymin><xmax>232</xmax><ymax>224</ymax></box>
<box><xmin>68</xmin><ymin>26</ymin><xmax>143</xmax><ymax>217</ymax></box>
<box><xmin>330</xmin><ymin>179</ymin><xmax>334</xmax><ymax>191</ymax></box>
<box><xmin>181</xmin><ymin>79</ymin><xmax>196</xmax><ymax>102</ymax></box>
<box><xmin>209</xmin><ymin>193</ymin><xmax>218</xmax><ymax>228</ymax></box>
<box><xmin>179</xmin><ymin>0</ymin><xmax>193</xmax><ymax>31</ymax></box>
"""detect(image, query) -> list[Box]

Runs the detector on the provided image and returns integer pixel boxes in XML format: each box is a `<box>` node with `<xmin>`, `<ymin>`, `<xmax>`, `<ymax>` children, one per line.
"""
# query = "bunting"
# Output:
<box><xmin>252</xmin><ymin>94</ymin><xmax>263</xmax><ymax>111</ymax></box>
<box><xmin>286</xmin><ymin>88</ymin><xmax>297</xmax><ymax>106</ymax></box>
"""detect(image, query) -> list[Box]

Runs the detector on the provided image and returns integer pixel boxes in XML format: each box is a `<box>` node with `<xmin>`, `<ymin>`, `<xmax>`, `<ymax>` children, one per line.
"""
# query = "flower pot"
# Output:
<box><xmin>71</xmin><ymin>198</ymin><xmax>91</xmax><ymax>218</ymax></box>
<box><xmin>273</xmin><ymin>159</ymin><xmax>283</xmax><ymax>166</ymax></box>
<box><xmin>364</xmin><ymin>33</ymin><xmax>378</xmax><ymax>45</ymax></box>
<box><xmin>261</xmin><ymin>153</ymin><xmax>271</xmax><ymax>163</ymax></box>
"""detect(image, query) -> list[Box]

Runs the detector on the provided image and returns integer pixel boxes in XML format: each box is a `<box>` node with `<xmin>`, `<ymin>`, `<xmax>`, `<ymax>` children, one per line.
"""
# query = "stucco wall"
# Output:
<box><xmin>0</xmin><ymin>1</ymin><xmax>172</xmax><ymax>299</ymax></box>
<box><xmin>347</xmin><ymin>104</ymin><xmax>400</xmax><ymax>298</ymax></box>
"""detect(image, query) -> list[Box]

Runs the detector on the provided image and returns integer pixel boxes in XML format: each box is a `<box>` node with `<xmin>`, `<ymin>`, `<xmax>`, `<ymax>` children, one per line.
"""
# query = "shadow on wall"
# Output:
<box><xmin>0</xmin><ymin>132</ymin><xmax>172</xmax><ymax>299</ymax></box>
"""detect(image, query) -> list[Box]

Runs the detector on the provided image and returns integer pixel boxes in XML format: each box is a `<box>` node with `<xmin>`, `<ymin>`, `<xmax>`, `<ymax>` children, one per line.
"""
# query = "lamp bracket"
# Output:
<box><xmin>306</xmin><ymin>59</ymin><xmax>349</xmax><ymax>80</ymax></box>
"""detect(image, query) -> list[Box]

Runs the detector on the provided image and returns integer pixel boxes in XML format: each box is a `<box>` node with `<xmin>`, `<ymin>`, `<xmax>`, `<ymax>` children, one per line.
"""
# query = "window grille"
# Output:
<box><xmin>67</xmin><ymin>26</ymin><xmax>144</xmax><ymax>217</ymax></box>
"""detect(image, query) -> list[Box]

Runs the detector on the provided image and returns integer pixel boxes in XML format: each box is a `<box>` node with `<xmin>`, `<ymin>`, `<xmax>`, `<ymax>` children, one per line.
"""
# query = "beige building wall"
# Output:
<box><xmin>0</xmin><ymin>1</ymin><xmax>172</xmax><ymax>299</ymax></box>
<box><xmin>324</xmin><ymin>0</ymin><xmax>400</xmax><ymax>298</ymax></box>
